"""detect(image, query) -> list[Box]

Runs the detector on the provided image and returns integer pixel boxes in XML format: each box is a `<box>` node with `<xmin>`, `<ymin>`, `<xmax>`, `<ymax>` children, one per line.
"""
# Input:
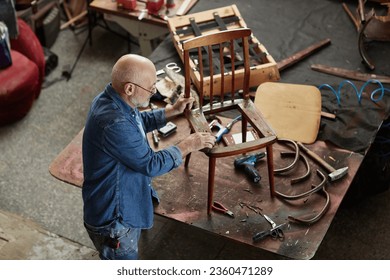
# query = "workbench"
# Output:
<box><xmin>49</xmin><ymin>0</ymin><xmax>390</xmax><ymax>259</ymax></box>
<box><xmin>88</xmin><ymin>0</ymin><xmax>198</xmax><ymax>56</ymax></box>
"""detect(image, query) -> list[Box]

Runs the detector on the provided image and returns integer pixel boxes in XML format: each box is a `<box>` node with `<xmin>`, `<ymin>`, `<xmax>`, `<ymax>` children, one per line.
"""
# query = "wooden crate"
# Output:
<box><xmin>167</xmin><ymin>5</ymin><xmax>280</xmax><ymax>97</ymax></box>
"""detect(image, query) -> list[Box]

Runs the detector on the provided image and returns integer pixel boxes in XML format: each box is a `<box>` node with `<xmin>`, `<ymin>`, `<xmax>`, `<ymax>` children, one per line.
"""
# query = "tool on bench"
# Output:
<box><xmin>209</xmin><ymin>115</ymin><xmax>242</xmax><ymax>143</ymax></box>
<box><xmin>234</xmin><ymin>152</ymin><xmax>266</xmax><ymax>183</ymax></box>
<box><xmin>297</xmin><ymin>142</ymin><xmax>348</xmax><ymax>182</ymax></box>
<box><xmin>164</xmin><ymin>67</ymin><xmax>199</xmax><ymax>108</ymax></box>
<box><xmin>149</xmin><ymin>103</ymin><xmax>159</xmax><ymax>146</ymax></box>
<box><xmin>212</xmin><ymin>201</ymin><xmax>234</xmax><ymax>218</ymax></box>
<box><xmin>156</xmin><ymin>62</ymin><xmax>181</xmax><ymax>76</ymax></box>
<box><xmin>253</xmin><ymin>214</ymin><xmax>286</xmax><ymax>242</ymax></box>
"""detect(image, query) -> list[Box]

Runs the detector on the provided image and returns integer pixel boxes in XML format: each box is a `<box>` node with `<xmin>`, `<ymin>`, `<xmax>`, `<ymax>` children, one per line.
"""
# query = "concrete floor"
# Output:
<box><xmin>1</xmin><ymin>14</ymin><xmax>390</xmax><ymax>260</ymax></box>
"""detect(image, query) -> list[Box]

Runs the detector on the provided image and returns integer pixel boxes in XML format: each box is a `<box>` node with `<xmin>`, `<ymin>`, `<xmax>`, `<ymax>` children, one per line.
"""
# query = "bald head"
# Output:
<box><xmin>111</xmin><ymin>54</ymin><xmax>156</xmax><ymax>94</ymax></box>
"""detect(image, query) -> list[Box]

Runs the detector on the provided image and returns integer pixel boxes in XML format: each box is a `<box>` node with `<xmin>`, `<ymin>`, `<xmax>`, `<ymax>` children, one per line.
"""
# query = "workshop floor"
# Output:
<box><xmin>1</xmin><ymin>5</ymin><xmax>390</xmax><ymax>260</ymax></box>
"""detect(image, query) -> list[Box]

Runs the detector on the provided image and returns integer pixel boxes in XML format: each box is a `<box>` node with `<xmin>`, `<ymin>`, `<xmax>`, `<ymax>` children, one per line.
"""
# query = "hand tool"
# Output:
<box><xmin>164</xmin><ymin>67</ymin><xmax>200</xmax><ymax>108</ymax></box>
<box><xmin>233</xmin><ymin>152</ymin><xmax>266</xmax><ymax>183</ymax></box>
<box><xmin>297</xmin><ymin>142</ymin><xmax>348</xmax><ymax>182</ymax></box>
<box><xmin>156</xmin><ymin>62</ymin><xmax>181</xmax><ymax>76</ymax></box>
<box><xmin>253</xmin><ymin>214</ymin><xmax>286</xmax><ymax>242</ymax></box>
<box><xmin>157</xmin><ymin>121</ymin><xmax>177</xmax><ymax>137</ymax></box>
<box><xmin>211</xmin><ymin>201</ymin><xmax>234</xmax><ymax>218</ymax></box>
<box><xmin>209</xmin><ymin>115</ymin><xmax>242</xmax><ymax>143</ymax></box>
<box><xmin>149</xmin><ymin>103</ymin><xmax>159</xmax><ymax>146</ymax></box>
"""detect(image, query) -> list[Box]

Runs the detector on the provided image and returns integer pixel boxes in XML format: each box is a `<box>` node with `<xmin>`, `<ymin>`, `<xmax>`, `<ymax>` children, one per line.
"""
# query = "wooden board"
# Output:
<box><xmin>254</xmin><ymin>82</ymin><xmax>322</xmax><ymax>144</ymax></box>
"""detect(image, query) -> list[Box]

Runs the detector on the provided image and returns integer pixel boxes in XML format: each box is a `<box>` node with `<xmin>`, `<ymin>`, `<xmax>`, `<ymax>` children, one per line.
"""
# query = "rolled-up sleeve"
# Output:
<box><xmin>141</xmin><ymin>108</ymin><xmax>166</xmax><ymax>133</ymax></box>
<box><xmin>164</xmin><ymin>146</ymin><xmax>183</xmax><ymax>167</ymax></box>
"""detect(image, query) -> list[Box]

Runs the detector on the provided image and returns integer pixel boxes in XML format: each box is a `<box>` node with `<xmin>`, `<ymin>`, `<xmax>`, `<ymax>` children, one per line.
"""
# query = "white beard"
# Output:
<box><xmin>130</xmin><ymin>96</ymin><xmax>150</xmax><ymax>108</ymax></box>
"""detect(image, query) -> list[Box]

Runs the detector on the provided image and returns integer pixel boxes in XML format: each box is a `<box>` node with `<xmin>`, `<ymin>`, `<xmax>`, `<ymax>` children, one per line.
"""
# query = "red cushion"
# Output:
<box><xmin>0</xmin><ymin>50</ymin><xmax>39</xmax><ymax>125</ymax></box>
<box><xmin>10</xmin><ymin>19</ymin><xmax>45</xmax><ymax>96</ymax></box>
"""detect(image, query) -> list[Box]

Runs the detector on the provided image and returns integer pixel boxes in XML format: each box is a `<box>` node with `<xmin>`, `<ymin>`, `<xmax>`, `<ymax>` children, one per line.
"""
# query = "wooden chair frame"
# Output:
<box><xmin>182</xmin><ymin>28</ymin><xmax>277</xmax><ymax>215</ymax></box>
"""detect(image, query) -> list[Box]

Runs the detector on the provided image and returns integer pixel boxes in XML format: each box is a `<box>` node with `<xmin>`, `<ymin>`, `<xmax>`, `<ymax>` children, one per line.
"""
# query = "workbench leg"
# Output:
<box><xmin>266</xmin><ymin>145</ymin><xmax>275</xmax><ymax>197</ymax></box>
<box><xmin>207</xmin><ymin>157</ymin><xmax>216</xmax><ymax>216</ymax></box>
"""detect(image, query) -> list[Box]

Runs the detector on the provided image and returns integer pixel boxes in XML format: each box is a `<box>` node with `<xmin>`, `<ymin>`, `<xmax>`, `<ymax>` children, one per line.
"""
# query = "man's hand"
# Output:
<box><xmin>165</xmin><ymin>94</ymin><xmax>194</xmax><ymax>119</ymax></box>
<box><xmin>176</xmin><ymin>132</ymin><xmax>216</xmax><ymax>158</ymax></box>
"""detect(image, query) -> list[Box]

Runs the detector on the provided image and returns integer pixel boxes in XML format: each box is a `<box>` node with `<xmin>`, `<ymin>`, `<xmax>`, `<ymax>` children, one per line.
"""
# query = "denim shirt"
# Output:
<box><xmin>82</xmin><ymin>83</ymin><xmax>183</xmax><ymax>229</ymax></box>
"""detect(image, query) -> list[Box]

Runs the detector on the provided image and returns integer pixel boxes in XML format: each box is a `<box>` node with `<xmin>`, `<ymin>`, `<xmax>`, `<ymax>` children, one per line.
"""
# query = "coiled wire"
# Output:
<box><xmin>318</xmin><ymin>79</ymin><xmax>390</xmax><ymax>105</ymax></box>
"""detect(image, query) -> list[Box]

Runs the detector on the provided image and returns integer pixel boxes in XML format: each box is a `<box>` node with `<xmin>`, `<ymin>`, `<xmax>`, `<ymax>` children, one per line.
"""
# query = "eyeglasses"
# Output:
<box><xmin>127</xmin><ymin>81</ymin><xmax>156</xmax><ymax>96</ymax></box>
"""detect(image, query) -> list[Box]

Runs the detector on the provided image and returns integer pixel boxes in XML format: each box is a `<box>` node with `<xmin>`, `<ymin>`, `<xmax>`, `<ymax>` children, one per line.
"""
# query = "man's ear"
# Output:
<box><xmin>124</xmin><ymin>83</ymin><xmax>134</xmax><ymax>96</ymax></box>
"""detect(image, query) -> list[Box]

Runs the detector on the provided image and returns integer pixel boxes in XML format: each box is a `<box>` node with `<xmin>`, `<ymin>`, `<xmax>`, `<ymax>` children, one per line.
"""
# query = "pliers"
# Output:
<box><xmin>212</xmin><ymin>201</ymin><xmax>234</xmax><ymax>218</ymax></box>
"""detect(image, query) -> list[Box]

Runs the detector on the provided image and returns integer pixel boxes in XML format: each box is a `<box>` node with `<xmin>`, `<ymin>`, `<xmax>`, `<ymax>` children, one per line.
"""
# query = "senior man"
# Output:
<box><xmin>82</xmin><ymin>54</ymin><xmax>215</xmax><ymax>259</ymax></box>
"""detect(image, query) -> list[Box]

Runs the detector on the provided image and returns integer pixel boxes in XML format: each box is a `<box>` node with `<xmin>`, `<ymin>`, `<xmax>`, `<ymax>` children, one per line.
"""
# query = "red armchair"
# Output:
<box><xmin>0</xmin><ymin>18</ymin><xmax>45</xmax><ymax>126</ymax></box>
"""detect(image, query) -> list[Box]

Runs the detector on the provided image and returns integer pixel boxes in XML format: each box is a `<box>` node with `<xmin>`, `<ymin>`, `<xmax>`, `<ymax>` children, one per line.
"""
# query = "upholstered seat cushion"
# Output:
<box><xmin>0</xmin><ymin>50</ymin><xmax>39</xmax><ymax>125</ymax></box>
<box><xmin>11</xmin><ymin>19</ymin><xmax>45</xmax><ymax>97</ymax></box>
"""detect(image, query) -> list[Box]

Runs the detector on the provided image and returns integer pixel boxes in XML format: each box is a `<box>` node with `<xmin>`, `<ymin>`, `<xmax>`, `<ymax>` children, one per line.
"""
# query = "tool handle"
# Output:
<box><xmin>226</xmin><ymin>115</ymin><xmax>242</xmax><ymax>130</ymax></box>
<box><xmin>297</xmin><ymin>142</ymin><xmax>334</xmax><ymax>172</ymax></box>
<box><xmin>252</xmin><ymin>230</ymin><xmax>271</xmax><ymax>242</ymax></box>
<box><xmin>152</xmin><ymin>130</ymin><xmax>159</xmax><ymax>146</ymax></box>
<box><xmin>244</xmin><ymin>165</ymin><xmax>261</xmax><ymax>183</ymax></box>
<box><xmin>215</xmin><ymin>128</ymin><xmax>228</xmax><ymax>143</ymax></box>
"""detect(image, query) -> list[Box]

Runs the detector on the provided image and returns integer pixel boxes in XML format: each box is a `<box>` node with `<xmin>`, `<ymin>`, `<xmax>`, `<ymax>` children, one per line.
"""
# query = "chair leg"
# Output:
<box><xmin>184</xmin><ymin>153</ymin><xmax>191</xmax><ymax>167</ymax></box>
<box><xmin>207</xmin><ymin>157</ymin><xmax>216</xmax><ymax>215</ymax></box>
<box><xmin>358</xmin><ymin>19</ymin><xmax>375</xmax><ymax>70</ymax></box>
<box><xmin>242</xmin><ymin>116</ymin><xmax>247</xmax><ymax>142</ymax></box>
<box><xmin>266</xmin><ymin>145</ymin><xmax>275</xmax><ymax>196</ymax></box>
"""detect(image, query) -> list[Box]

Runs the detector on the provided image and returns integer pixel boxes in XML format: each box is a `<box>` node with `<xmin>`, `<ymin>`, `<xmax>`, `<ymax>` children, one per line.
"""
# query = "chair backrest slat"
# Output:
<box><xmin>219</xmin><ymin>42</ymin><xmax>224</xmax><ymax>104</ymax></box>
<box><xmin>198</xmin><ymin>47</ymin><xmax>204</xmax><ymax>107</ymax></box>
<box><xmin>182</xmin><ymin>28</ymin><xmax>252</xmax><ymax>112</ymax></box>
<box><xmin>242</xmin><ymin>35</ymin><xmax>250</xmax><ymax>100</ymax></box>
<box><xmin>208</xmin><ymin>44</ymin><xmax>214</xmax><ymax>107</ymax></box>
<box><xmin>230</xmin><ymin>38</ymin><xmax>235</xmax><ymax>102</ymax></box>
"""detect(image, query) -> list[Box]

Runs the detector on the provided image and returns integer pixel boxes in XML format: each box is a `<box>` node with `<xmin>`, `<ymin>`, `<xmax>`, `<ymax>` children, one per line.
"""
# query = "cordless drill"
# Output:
<box><xmin>234</xmin><ymin>152</ymin><xmax>266</xmax><ymax>183</ymax></box>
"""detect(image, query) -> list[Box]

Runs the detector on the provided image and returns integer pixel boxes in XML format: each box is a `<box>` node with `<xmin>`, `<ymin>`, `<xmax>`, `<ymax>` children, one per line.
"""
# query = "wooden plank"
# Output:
<box><xmin>61</xmin><ymin>10</ymin><xmax>87</xmax><ymax>30</ymax></box>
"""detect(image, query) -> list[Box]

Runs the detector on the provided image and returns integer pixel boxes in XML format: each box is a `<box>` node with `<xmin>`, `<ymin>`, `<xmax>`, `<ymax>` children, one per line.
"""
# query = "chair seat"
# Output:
<box><xmin>0</xmin><ymin>50</ymin><xmax>39</xmax><ymax>125</ymax></box>
<box><xmin>188</xmin><ymin>100</ymin><xmax>277</xmax><ymax>157</ymax></box>
<box><xmin>208</xmin><ymin>135</ymin><xmax>277</xmax><ymax>156</ymax></box>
